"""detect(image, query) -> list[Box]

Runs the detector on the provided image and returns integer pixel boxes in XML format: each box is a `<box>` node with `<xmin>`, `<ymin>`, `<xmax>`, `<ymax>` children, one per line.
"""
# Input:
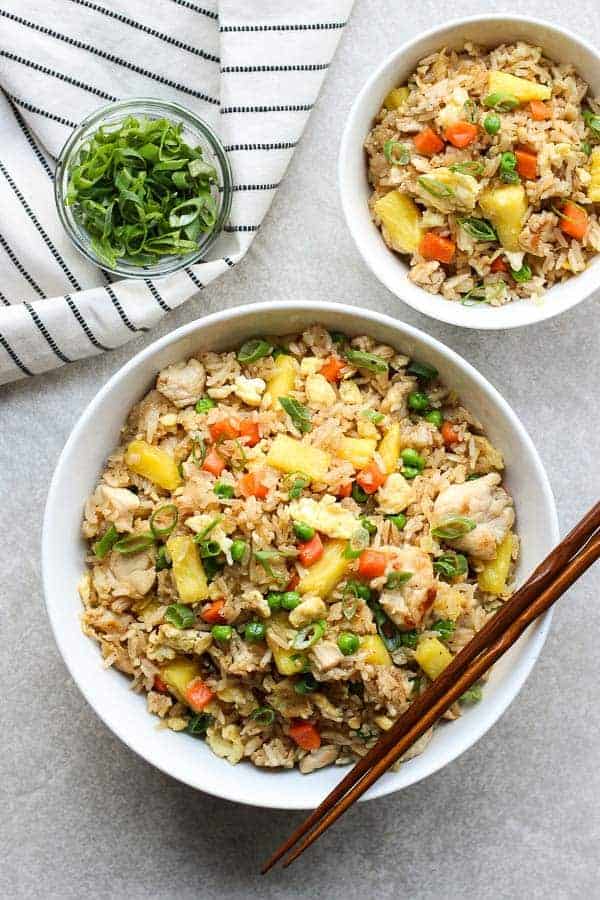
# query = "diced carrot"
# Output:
<box><xmin>560</xmin><ymin>201</ymin><xmax>589</xmax><ymax>241</ymax></box>
<box><xmin>298</xmin><ymin>533</ymin><xmax>324</xmax><ymax>567</ymax></box>
<box><xmin>490</xmin><ymin>256</ymin><xmax>509</xmax><ymax>273</ymax></box>
<box><xmin>184</xmin><ymin>678</ymin><xmax>215</xmax><ymax>712</ymax></box>
<box><xmin>420</xmin><ymin>231</ymin><xmax>456</xmax><ymax>264</ymax></box>
<box><xmin>201</xmin><ymin>598</ymin><xmax>226</xmax><ymax>624</ymax></box>
<box><xmin>289</xmin><ymin>720</ymin><xmax>321</xmax><ymax>751</ymax></box>
<box><xmin>529</xmin><ymin>100</ymin><xmax>550</xmax><ymax>121</ymax></box>
<box><xmin>153</xmin><ymin>675</ymin><xmax>168</xmax><ymax>694</ymax></box>
<box><xmin>413</xmin><ymin>127</ymin><xmax>445</xmax><ymax>156</ymax></box>
<box><xmin>336</xmin><ymin>482</ymin><xmax>353</xmax><ymax>498</ymax></box>
<box><xmin>238</xmin><ymin>471</ymin><xmax>268</xmax><ymax>499</ymax></box>
<box><xmin>356</xmin><ymin>460</ymin><xmax>386</xmax><ymax>495</ymax></box>
<box><xmin>202</xmin><ymin>447</ymin><xmax>225</xmax><ymax>476</ymax></box>
<box><xmin>239</xmin><ymin>420</ymin><xmax>260</xmax><ymax>447</ymax></box>
<box><xmin>444</xmin><ymin>120</ymin><xmax>478</xmax><ymax>148</ymax></box>
<box><xmin>320</xmin><ymin>356</ymin><xmax>345</xmax><ymax>382</ymax></box>
<box><xmin>441</xmin><ymin>421</ymin><xmax>460</xmax><ymax>446</ymax></box>
<box><xmin>209</xmin><ymin>418</ymin><xmax>240</xmax><ymax>442</ymax></box>
<box><xmin>357</xmin><ymin>549</ymin><xmax>387</xmax><ymax>580</ymax></box>
<box><xmin>515</xmin><ymin>148</ymin><xmax>537</xmax><ymax>180</ymax></box>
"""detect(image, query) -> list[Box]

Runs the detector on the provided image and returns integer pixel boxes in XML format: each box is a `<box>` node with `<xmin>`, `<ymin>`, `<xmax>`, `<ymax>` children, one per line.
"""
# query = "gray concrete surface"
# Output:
<box><xmin>2</xmin><ymin>1</ymin><xmax>600</xmax><ymax>897</ymax></box>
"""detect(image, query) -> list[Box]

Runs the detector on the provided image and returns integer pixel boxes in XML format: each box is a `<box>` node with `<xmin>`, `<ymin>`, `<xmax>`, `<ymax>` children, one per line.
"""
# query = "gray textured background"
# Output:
<box><xmin>2</xmin><ymin>1</ymin><xmax>600</xmax><ymax>897</ymax></box>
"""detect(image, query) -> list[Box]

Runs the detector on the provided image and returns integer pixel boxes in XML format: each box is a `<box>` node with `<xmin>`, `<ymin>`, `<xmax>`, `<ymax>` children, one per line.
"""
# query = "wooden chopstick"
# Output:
<box><xmin>262</xmin><ymin>502</ymin><xmax>600</xmax><ymax>874</ymax></box>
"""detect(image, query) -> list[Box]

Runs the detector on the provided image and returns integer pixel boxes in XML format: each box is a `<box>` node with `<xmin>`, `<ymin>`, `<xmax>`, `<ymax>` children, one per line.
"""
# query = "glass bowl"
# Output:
<box><xmin>54</xmin><ymin>98</ymin><xmax>232</xmax><ymax>279</ymax></box>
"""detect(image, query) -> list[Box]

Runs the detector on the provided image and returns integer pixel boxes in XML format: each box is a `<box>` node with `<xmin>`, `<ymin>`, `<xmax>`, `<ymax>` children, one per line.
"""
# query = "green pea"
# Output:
<box><xmin>195</xmin><ymin>397</ymin><xmax>216</xmax><ymax>414</ymax></box>
<box><xmin>214</xmin><ymin>482</ymin><xmax>234</xmax><ymax>499</ymax></box>
<box><xmin>211</xmin><ymin>625</ymin><xmax>232</xmax><ymax>641</ymax></box>
<box><xmin>337</xmin><ymin>633</ymin><xmax>360</xmax><ymax>656</ymax></box>
<box><xmin>244</xmin><ymin>621</ymin><xmax>266</xmax><ymax>642</ymax></box>
<box><xmin>267</xmin><ymin>592</ymin><xmax>282</xmax><ymax>611</ymax></box>
<box><xmin>293</xmin><ymin>521</ymin><xmax>315</xmax><ymax>541</ymax></box>
<box><xmin>352</xmin><ymin>483</ymin><xmax>368</xmax><ymax>504</ymax></box>
<box><xmin>424</xmin><ymin>409</ymin><xmax>443</xmax><ymax>427</ymax></box>
<box><xmin>401</xmin><ymin>465</ymin><xmax>420</xmax><ymax>480</ymax></box>
<box><xmin>408</xmin><ymin>391</ymin><xmax>430</xmax><ymax>412</ymax></box>
<box><xmin>401</xmin><ymin>448</ymin><xmax>425</xmax><ymax>470</ymax></box>
<box><xmin>484</xmin><ymin>113</ymin><xmax>501</xmax><ymax>135</ymax></box>
<box><xmin>281</xmin><ymin>591</ymin><xmax>302</xmax><ymax>611</ymax></box>
<box><xmin>230</xmin><ymin>539</ymin><xmax>247</xmax><ymax>562</ymax></box>
<box><xmin>387</xmin><ymin>513</ymin><xmax>407</xmax><ymax>530</ymax></box>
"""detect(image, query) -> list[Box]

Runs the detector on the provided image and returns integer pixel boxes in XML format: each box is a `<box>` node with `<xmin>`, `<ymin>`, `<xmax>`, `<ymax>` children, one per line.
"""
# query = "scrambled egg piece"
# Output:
<box><xmin>416</xmin><ymin>166</ymin><xmax>481</xmax><ymax>214</ymax></box>
<box><xmin>234</xmin><ymin>375</ymin><xmax>266</xmax><ymax>407</ymax></box>
<box><xmin>376</xmin><ymin>472</ymin><xmax>414</xmax><ymax>514</ymax></box>
<box><xmin>288</xmin><ymin>495</ymin><xmax>358</xmax><ymax>539</ymax></box>
<box><xmin>300</xmin><ymin>357</ymin><xmax>323</xmax><ymax>375</ymax></box>
<box><xmin>436</xmin><ymin>87</ymin><xmax>470</xmax><ymax>129</ymax></box>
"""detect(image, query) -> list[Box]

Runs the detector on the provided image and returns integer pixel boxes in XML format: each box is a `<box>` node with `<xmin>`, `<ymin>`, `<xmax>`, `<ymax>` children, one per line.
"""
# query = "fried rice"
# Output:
<box><xmin>365</xmin><ymin>41</ymin><xmax>600</xmax><ymax>305</ymax></box>
<box><xmin>79</xmin><ymin>326</ymin><xmax>518</xmax><ymax>773</ymax></box>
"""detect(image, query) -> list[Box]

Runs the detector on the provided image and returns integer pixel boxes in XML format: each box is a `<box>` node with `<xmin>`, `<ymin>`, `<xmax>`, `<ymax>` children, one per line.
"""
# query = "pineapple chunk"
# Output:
<box><xmin>383</xmin><ymin>85</ymin><xmax>409</xmax><ymax>110</ymax></box>
<box><xmin>588</xmin><ymin>148</ymin><xmax>600</xmax><ymax>202</ymax></box>
<box><xmin>478</xmin><ymin>532</ymin><xmax>515</xmax><ymax>594</ymax></box>
<box><xmin>336</xmin><ymin>436</ymin><xmax>377</xmax><ymax>469</ymax></box>
<box><xmin>264</xmin><ymin>354</ymin><xmax>298</xmax><ymax>406</ymax></box>
<box><xmin>305</xmin><ymin>373</ymin><xmax>336</xmax><ymax>407</ymax></box>
<box><xmin>374</xmin><ymin>191</ymin><xmax>423</xmax><ymax>254</ymax></box>
<box><xmin>488</xmin><ymin>70</ymin><xmax>551</xmax><ymax>103</ymax></box>
<box><xmin>125</xmin><ymin>440</ymin><xmax>182</xmax><ymax>491</ymax></box>
<box><xmin>378</xmin><ymin>422</ymin><xmax>401</xmax><ymax>474</ymax></box>
<box><xmin>266</xmin><ymin>614</ymin><xmax>307</xmax><ymax>675</ymax></box>
<box><xmin>415</xmin><ymin>636</ymin><xmax>453</xmax><ymax>680</ymax></box>
<box><xmin>166</xmin><ymin>535</ymin><xmax>209</xmax><ymax>604</ymax></box>
<box><xmin>266</xmin><ymin>434</ymin><xmax>331</xmax><ymax>482</ymax></box>
<box><xmin>360</xmin><ymin>634</ymin><xmax>392</xmax><ymax>666</ymax></box>
<box><xmin>479</xmin><ymin>184</ymin><xmax>528</xmax><ymax>252</ymax></box>
<box><xmin>160</xmin><ymin>657</ymin><xmax>202</xmax><ymax>702</ymax></box>
<box><xmin>298</xmin><ymin>539</ymin><xmax>352</xmax><ymax>598</ymax></box>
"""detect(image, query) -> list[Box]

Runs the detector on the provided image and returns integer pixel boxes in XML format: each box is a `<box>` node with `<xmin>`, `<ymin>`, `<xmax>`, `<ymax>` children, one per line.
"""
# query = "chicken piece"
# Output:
<box><xmin>210</xmin><ymin>633</ymin><xmax>271</xmax><ymax>677</ymax></box>
<box><xmin>432</xmin><ymin>472</ymin><xmax>514</xmax><ymax>560</ymax></box>
<box><xmin>83</xmin><ymin>606</ymin><xmax>133</xmax><ymax>636</ymax></box>
<box><xmin>380</xmin><ymin>380</ymin><xmax>413</xmax><ymax>415</ymax></box>
<box><xmin>251</xmin><ymin>737</ymin><xmax>296</xmax><ymax>769</ymax></box>
<box><xmin>472</xmin><ymin>436</ymin><xmax>504</xmax><ymax>475</ymax></box>
<box><xmin>96</xmin><ymin>484</ymin><xmax>140</xmax><ymax>531</ymax></box>
<box><xmin>299</xmin><ymin>744</ymin><xmax>339</xmax><ymax>774</ymax></box>
<box><xmin>108</xmin><ymin>550</ymin><xmax>156</xmax><ymax>600</ymax></box>
<box><xmin>156</xmin><ymin>358</ymin><xmax>205</xmax><ymax>408</ymax></box>
<box><xmin>147</xmin><ymin>690</ymin><xmax>173</xmax><ymax>718</ymax></box>
<box><xmin>379</xmin><ymin>545</ymin><xmax>436</xmax><ymax>629</ymax></box>
<box><xmin>289</xmin><ymin>594</ymin><xmax>328</xmax><ymax>628</ymax></box>
<box><xmin>310</xmin><ymin>640</ymin><xmax>345</xmax><ymax>673</ymax></box>
<box><xmin>362</xmin><ymin>665</ymin><xmax>409</xmax><ymax>713</ymax></box>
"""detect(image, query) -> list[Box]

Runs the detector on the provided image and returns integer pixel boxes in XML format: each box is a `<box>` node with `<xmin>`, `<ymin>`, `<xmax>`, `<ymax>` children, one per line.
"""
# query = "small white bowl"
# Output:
<box><xmin>42</xmin><ymin>302</ymin><xmax>558</xmax><ymax>809</ymax></box>
<box><xmin>338</xmin><ymin>15</ymin><xmax>600</xmax><ymax>329</ymax></box>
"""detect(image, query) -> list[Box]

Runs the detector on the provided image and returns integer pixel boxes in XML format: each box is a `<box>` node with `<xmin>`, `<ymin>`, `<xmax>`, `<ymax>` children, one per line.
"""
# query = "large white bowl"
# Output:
<box><xmin>42</xmin><ymin>302</ymin><xmax>559</xmax><ymax>808</ymax></box>
<box><xmin>338</xmin><ymin>15</ymin><xmax>600</xmax><ymax>329</ymax></box>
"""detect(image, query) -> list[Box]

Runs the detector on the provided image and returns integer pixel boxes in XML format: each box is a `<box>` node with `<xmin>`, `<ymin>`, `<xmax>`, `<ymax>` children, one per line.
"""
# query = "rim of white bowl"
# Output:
<box><xmin>338</xmin><ymin>14</ymin><xmax>600</xmax><ymax>330</ymax></box>
<box><xmin>42</xmin><ymin>301</ymin><xmax>559</xmax><ymax>808</ymax></box>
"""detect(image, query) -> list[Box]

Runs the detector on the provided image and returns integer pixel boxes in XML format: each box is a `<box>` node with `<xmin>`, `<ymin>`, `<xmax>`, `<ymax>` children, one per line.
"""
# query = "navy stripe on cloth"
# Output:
<box><xmin>221</xmin><ymin>63</ymin><xmax>329</xmax><ymax>73</ymax></box>
<box><xmin>220</xmin><ymin>22</ymin><xmax>347</xmax><ymax>32</ymax></box>
<box><xmin>144</xmin><ymin>281</ymin><xmax>171</xmax><ymax>312</ymax></box>
<box><xmin>0</xmin><ymin>230</ymin><xmax>45</xmax><ymax>298</ymax></box>
<box><xmin>65</xmin><ymin>294</ymin><xmax>112</xmax><ymax>351</ymax></box>
<box><xmin>1</xmin><ymin>51</ymin><xmax>118</xmax><ymax>103</ymax></box>
<box><xmin>224</xmin><ymin>141</ymin><xmax>298</xmax><ymax>152</ymax></box>
<box><xmin>5</xmin><ymin>94</ymin><xmax>55</xmax><ymax>180</ymax></box>
<box><xmin>5</xmin><ymin>93</ymin><xmax>78</xmax><ymax>128</ymax></box>
<box><xmin>105</xmin><ymin>285</ymin><xmax>148</xmax><ymax>333</ymax></box>
<box><xmin>168</xmin><ymin>0</ymin><xmax>218</xmax><ymax>19</ymax></box>
<box><xmin>23</xmin><ymin>302</ymin><xmax>71</xmax><ymax>363</ymax></box>
<box><xmin>0</xmin><ymin>330</ymin><xmax>33</xmax><ymax>376</ymax></box>
<box><xmin>185</xmin><ymin>268</ymin><xmax>204</xmax><ymax>291</ymax></box>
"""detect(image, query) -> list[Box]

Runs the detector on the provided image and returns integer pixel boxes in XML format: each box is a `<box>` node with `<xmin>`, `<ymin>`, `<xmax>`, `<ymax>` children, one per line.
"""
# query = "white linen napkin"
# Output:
<box><xmin>0</xmin><ymin>0</ymin><xmax>353</xmax><ymax>386</ymax></box>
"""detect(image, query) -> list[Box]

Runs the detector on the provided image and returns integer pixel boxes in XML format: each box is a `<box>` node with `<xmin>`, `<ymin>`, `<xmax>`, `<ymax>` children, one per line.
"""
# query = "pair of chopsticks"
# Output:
<box><xmin>262</xmin><ymin>501</ymin><xmax>600</xmax><ymax>872</ymax></box>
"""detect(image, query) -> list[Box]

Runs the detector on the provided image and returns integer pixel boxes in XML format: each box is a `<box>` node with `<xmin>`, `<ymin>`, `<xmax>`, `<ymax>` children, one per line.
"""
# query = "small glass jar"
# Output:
<box><xmin>54</xmin><ymin>98</ymin><xmax>232</xmax><ymax>279</ymax></box>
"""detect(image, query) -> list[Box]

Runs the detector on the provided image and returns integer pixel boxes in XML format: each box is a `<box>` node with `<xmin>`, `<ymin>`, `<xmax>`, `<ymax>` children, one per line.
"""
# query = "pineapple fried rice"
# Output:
<box><xmin>79</xmin><ymin>326</ymin><xmax>518</xmax><ymax>774</ymax></box>
<box><xmin>365</xmin><ymin>41</ymin><xmax>600</xmax><ymax>305</ymax></box>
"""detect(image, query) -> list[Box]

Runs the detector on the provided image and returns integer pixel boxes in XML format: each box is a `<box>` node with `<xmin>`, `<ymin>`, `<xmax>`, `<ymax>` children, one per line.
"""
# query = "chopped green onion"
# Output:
<box><xmin>211</xmin><ymin>624</ymin><xmax>232</xmax><ymax>641</ymax></box>
<box><xmin>344</xmin><ymin>527</ymin><xmax>370</xmax><ymax>559</ymax></box>
<box><xmin>387</xmin><ymin>513</ymin><xmax>407</xmax><ymax>530</ymax></box>
<box><xmin>155</xmin><ymin>545</ymin><xmax>172</xmax><ymax>571</ymax></box>
<box><xmin>244</xmin><ymin>620</ymin><xmax>266</xmax><ymax>642</ymax></box>
<box><xmin>359</xmin><ymin>516</ymin><xmax>377</xmax><ymax>536</ymax></box>
<box><xmin>293</xmin><ymin>521</ymin><xmax>316</xmax><ymax>541</ymax></box>
<box><xmin>344</xmin><ymin>349</ymin><xmax>389</xmax><ymax>375</ymax></box>
<box><xmin>337</xmin><ymin>632</ymin><xmax>360</xmax><ymax>655</ymax></box>
<box><xmin>113</xmin><ymin>532</ymin><xmax>155</xmax><ymax>555</ymax></box>
<box><xmin>292</xmin><ymin>620</ymin><xmax>326</xmax><ymax>650</ymax></box>
<box><xmin>483</xmin><ymin>92</ymin><xmax>519</xmax><ymax>111</ymax></box>
<box><xmin>195</xmin><ymin>397</ymin><xmax>215</xmax><ymax>414</ymax></box>
<box><xmin>433</xmin><ymin>552</ymin><xmax>468</xmax><ymax>580</ymax></box>
<box><xmin>459</xmin><ymin>217</ymin><xmax>497</xmax><ymax>242</ymax></box>
<box><xmin>194</xmin><ymin>516</ymin><xmax>222</xmax><ymax>542</ymax></box>
<box><xmin>203</xmin><ymin>556</ymin><xmax>224</xmax><ymax>581</ymax></box>
<box><xmin>351</xmin><ymin>483</ymin><xmax>368</xmax><ymax>504</ymax></box>
<box><xmin>294</xmin><ymin>673</ymin><xmax>318</xmax><ymax>694</ymax></box>
<box><xmin>461</xmin><ymin>285</ymin><xmax>489</xmax><ymax>306</ymax></box>
<box><xmin>449</xmin><ymin>161</ymin><xmax>485</xmax><ymax>177</ymax></box>
<box><xmin>285</xmin><ymin>472</ymin><xmax>310</xmax><ymax>500</ymax></box>
<box><xmin>384</xmin><ymin>140</ymin><xmax>411</xmax><ymax>165</ymax></box>
<box><xmin>511</xmin><ymin>262</ymin><xmax>532</xmax><ymax>283</ymax></box>
<box><xmin>149</xmin><ymin>503</ymin><xmax>178</xmax><ymax>538</ymax></box>
<box><xmin>362</xmin><ymin>408</ymin><xmax>385</xmax><ymax>424</ymax></box>
<box><xmin>93</xmin><ymin>524</ymin><xmax>118</xmax><ymax>559</ymax></box>
<box><xmin>408</xmin><ymin>391</ymin><xmax>430</xmax><ymax>412</ymax></box>
<box><xmin>330</xmin><ymin>331</ymin><xmax>347</xmax><ymax>345</ymax></box>
<box><xmin>344</xmin><ymin>579</ymin><xmax>372</xmax><ymax>602</ymax></box>
<box><xmin>432</xmin><ymin>516</ymin><xmax>477</xmax><ymax>540</ymax></box>
<box><xmin>424</xmin><ymin>409</ymin><xmax>443</xmax><ymax>427</ymax></box>
<box><xmin>197</xmin><ymin>539</ymin><xmax>221</xmax><ymax>558</ymax></box>
<box><xmin>385</xmin><ymin>571</ymin><xmax>413</xmax><ymax>589</ymax></box>
<box><xmin>250</xmin><ymin>706</ymin><xmax>276</xmax><ymax>724</ymax></box>
<box><xmin>187</xmin><ymin>712</ymin><xmax>212</xmax><ymax>737</ymax></box>
<box><xmin>417</xmin><ymin>175</ymin><xmax>454</xmax><ymax>199</ymax></box>
<box><xmin>254</xmin><ymin>549</ymin><xmax>284</xmax><ymax>580</ymax></box>
<box><xmin>281</xmin><ymin>591</ymin><xmax>302</xmax><ymax>610</ymax></box>
<box><xmin>463</xmin><ymin>98</ymin><xmax>478</xmax><ymax>123</ymax></box>
<box><xmin>213</xmin><ymin>482</ymin><xmax>234</xmax><ymax>499</ymax></box>
<box><xmin>165</xmin><ymin>603</ymin><xmax>195</xmax><ymax>629</ymax></box>
<box><xmin>583</xmin><ymin>109</ymin><xmax>600</xmax><ymax>137</ymax></box>
<box><xmin>460</xmin><ymin>684</ymin><xmax>483</xmax><ymax>704</ymax></box>
<box><xmin>432</xmin><ymin>619</ymin><xmax>456</xmax><ymax>640</ymax></box>
<box><xmin>499</xmin><ymin>151</ymin><xmax>520</xmax><ymax>184</ymax></box>
<box><xmin>483</xmin><ymin>113</ymin><xmax>501</xmax><ymax>135</ymax></box>
<box><xmin>406</xmin><ymin>360</ymin><xmax>439</xmax><ymax>382</ymax></box>
<box><xmin>190</xmin><ymin>436</ymin><xmax>207</xmax><ymax>466</ymax></box>
<box><xmin>237</xmin><ymin>338</ymin><xmax>273</xmax><ymax>363</ymax></box>
<box><xmin>581</xmin><ymin>141</ymin><xmax>592</xmax><ymax>156</ymax></box>
<box><xmin>279</xmin><ymin>396</ymin><xmax>312</xmax><ymax>433</ymax></box>
<box><xmin>230</xmin><ymin>539</ymin><xmax>247</xmax><ymax>562</ymax></box>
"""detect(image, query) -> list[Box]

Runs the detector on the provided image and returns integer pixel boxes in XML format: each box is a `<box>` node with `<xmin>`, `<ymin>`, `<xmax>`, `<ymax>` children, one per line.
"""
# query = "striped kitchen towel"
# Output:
<box><xmin>0</xmin><ymin>0</ymin><xmax>353</xmax><ymax>386</ymax></box>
